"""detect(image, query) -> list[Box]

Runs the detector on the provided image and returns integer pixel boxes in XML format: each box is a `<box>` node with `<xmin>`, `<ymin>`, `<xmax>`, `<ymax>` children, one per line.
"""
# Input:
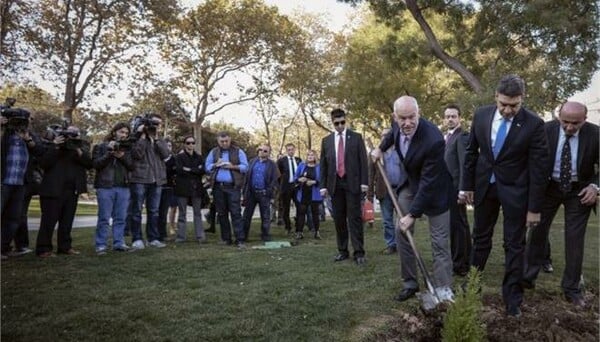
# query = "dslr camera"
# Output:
<box><xmin>46</xmin><ymin>120</ymin><xmax>84</xmax><ymax>150</ymax></box>
<box><xmin>107</xmin><ymin>138</ymin><xmax>134</xmax><ymax>152</ymax></box>
<box><xmin>131</xmin><ymin>113</ymin><xmax>161</xmax><ymax>137</ymax></box>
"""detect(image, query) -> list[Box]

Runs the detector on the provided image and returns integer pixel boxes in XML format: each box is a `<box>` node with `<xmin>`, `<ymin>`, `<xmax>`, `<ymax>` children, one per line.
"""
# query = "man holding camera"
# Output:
<box><xmin>35</xmin><ymin>124</ymin><xmax>93</xmax><ymax>257</ymax></box>
<box><xmin>1</xmin><ymin>108</ymin><xmax>45</xmax><ymax>260</ymax></box>
<box><xmin>129</xmin><ymin>113</ymin><xmax>170</xmax><ymax>249</ymax></box>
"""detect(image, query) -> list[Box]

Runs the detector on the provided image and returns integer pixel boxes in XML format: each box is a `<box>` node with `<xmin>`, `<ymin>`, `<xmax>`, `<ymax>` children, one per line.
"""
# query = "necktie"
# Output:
<box><xmin>493</xmin><ymin>118</ymin><xmax>508</xmax><ymax>159</ymax></box>
<box><xmin>288</xmin><ymin>157</ymin><xmax>295</xmax><ymax>183</ymax></box>
<box><xmin>401</xmin><ymin>135</ymin><xmax>409</xmax><ymax>157</ymax></box>
<box><xmin>337</xmin><ymin>133</ymin><xmax>345</xmax><ymax>178</ymax></box>
<box><xmin>445</xmin><ymin>132</ymin><xmax>450</xmax><ymax>145</ymax></box>
<box><xmin>559</xmin><ymin>135</ymin><xmax>572</xmax><ymax>193</ymax></box>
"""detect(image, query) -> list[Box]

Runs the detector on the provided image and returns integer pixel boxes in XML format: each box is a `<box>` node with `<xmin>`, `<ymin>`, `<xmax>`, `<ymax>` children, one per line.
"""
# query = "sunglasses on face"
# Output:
<box><xmin>333</xmin><ymin>120</ymin><xmax>346</xmax><ymax>126</ymax></box>
<box><xmin>185</xmin><ymin>141</ymin><xmax>195</xmax><ymax>145</ymax></box>
<box><xmin>258</xmin><ymin>149</ymin><xmax>269</xmax><ymax>152</ymax></box>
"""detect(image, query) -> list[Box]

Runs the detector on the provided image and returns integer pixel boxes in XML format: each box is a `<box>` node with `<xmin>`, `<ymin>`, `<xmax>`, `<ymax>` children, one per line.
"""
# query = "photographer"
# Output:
<box><xmin>92</xmin><ymin>122</ymin><xmax>135</xmax><ymax>254</ymax></box>
<box><xmin>0</xmin><ymin>108</ymin><xmax>45</xmax><ymax>260</ymax></box>
<box><xmin>35</xmin><ymin>124</ymin><xmax>93</xmax><ymax>257</ymax></box>
<box><xmin>129</xmin><ymin>113</ymin><xmax>170</xmax><ymax>249</ymax></box>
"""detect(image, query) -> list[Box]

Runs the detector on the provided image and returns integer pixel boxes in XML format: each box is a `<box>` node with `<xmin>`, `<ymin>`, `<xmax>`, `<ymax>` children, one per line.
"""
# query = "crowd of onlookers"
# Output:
<box><xmin>1</xmin><ymin>74</ymin><xmax>598</xmax><ymax>318</ymax></box>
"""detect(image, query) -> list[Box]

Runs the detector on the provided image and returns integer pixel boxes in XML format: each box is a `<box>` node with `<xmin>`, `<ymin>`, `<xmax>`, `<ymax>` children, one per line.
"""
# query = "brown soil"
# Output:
<box><xmin>372</xmin><ymin>290</ymin><xmax>599</xmax><ymax>342</ymax></box>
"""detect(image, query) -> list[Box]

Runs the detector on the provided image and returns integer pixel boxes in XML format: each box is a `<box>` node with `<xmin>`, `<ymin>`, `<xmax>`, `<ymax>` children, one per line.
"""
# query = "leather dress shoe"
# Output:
<box><xmin>354</xmin><ymin>256</ymin><xmax>366</xmax><ymax>266</ymax></box>
<box><xmin>333</xmin><ymin>253</ymin><xmax>349</xmax><ymax>262</ymax></box>
<box><xmin>542</xmin><ymin>263</ymin><xmax>554</xmax><ymax>273</ymax></box>
<box><xmin>58</xmin><ymin>248</ymin><xmax>80</xmax><ymax>255</ymax></box>
<box><xmin>565</xmin><ymin>296</ymin><xmax>586</xmax><ymax>308</ymax></box>
<box><xmin>382</xmin><ymin>246</ymin><xmax>397</xmax><ymax>255</ymax></box>
<box><xmin>394</xmin><ymin>288</ymin><xmax>418</xmax><ymax>302</ymax></box>
<box><xmin>506</xmin><ymin>305</ymin><xmax>521</xmax><ymax>318</ymax></box>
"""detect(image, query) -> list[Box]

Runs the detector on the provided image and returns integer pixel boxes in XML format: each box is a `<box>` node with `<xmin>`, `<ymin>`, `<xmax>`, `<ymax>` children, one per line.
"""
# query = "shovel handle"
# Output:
<box><xmin>374</xmin><ymin>158</ymin><xmax>440</xmax><ymax>298</ymax></box>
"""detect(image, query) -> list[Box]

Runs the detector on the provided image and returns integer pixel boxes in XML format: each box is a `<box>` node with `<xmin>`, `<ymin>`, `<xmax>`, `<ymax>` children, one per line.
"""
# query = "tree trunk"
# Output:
<box><xmin>405</xmin><ymin>0</ymin><xmax>485</xmax><ymax>94</ymax></box>
<box><xmin>193</xmin><ymin>121</ymin><xmax>203</xmax><ymax>153</ymax></box>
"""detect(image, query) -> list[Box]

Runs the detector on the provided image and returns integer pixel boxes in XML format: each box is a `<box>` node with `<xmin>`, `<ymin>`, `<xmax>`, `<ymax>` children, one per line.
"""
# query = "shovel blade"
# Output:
<box><xmin>418</xmin><ymin>292</ymin><xmax>440</xmax><ymax>312</ymax></box>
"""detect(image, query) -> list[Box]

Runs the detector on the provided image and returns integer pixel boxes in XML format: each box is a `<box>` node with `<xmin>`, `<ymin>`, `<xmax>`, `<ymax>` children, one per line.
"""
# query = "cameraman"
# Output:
<box><xmin>35</xmin><ymin>124</ymin><xmax>93</xmax><ymax>257</ymax></box>
<box><xmin>129</xmin><ymin>113</ymin><xmax>170</xmax><ymax>249</ymax></box>
<box><xmin>92</xmin><ymin>122</ymin><xmax>135</xmax><ymax>254</ymax></box>
<box><xmin>0</xmin><ymin>109</ymin><xmax>45</xmax><ymax>260</ymax></box>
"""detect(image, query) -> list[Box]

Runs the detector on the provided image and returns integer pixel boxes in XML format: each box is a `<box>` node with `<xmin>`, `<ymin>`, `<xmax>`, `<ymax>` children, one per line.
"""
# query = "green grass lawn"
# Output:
<box><xmin>1</xmin><ymin>209</ymin><xmax>598</xmax><ymax>341</ymax></box>
<box><xmin>26</xmin><ymin>197</ymin><xmax>98</xmax><ymax>217</ymax></box>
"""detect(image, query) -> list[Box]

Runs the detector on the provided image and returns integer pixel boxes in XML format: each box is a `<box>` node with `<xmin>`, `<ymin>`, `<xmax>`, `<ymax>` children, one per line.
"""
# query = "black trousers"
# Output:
<box><xmin>158</xmin><ymin>187</ymin><xmax>174</xmax><ymax>241</ymax></box>
<box><xmin>1</xmin><ymin>184</ymin><xmax>26</xmax><ymax>254</ymax></box>
<box><xmin>35</xmin><ymin>190</ymin><xmax>79</xmax><ymax>254</ymax></box>
<box><xmin>331</xmin><ymin>177</ymin><xmax>364</xmax><ymax>257</ymax></box>
<box><xmin>471</xmin><ymin>183</ymin><xmax>526</xmax><ymax>309</ymax></box>
<box><xmin>525</xmin><ymin>181</ymin><xmax>593</xmax><ymax>299</ymax></box>
<box><xmin>296</xmin><ymin>202</ymin><xmax>320</xmax><ymax>233</ymax></box>
<box><xmin>15</xmin><ymin>183</ymin><xmax>39</xmax><ymax>249</ymax></box>
<box><xmin>449</xmin><ymin>190</ymin><xmax>471</xmax><ymax>273</ymax></box>
<box><xmin>279</xmin><ymin>184</ymin><xmax>296</xmax><ymax>231</ymax></box>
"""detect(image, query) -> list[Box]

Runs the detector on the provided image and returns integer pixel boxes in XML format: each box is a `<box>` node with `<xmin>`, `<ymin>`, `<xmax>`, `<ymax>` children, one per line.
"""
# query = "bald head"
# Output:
<box><xmin>559</xmin><ymin>101</ymin><xmax>587</xmax><ymax>136</ymax></box>
<box><xmin>393</xmin><ymin>96</ymin><xmax>420</xmax><ymax>135</ymax></box>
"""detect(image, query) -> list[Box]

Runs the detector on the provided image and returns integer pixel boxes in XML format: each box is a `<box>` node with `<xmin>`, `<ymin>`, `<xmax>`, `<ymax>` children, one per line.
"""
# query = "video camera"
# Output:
<box><xmin>131</xmin><ymin>113</ymin><xmax>161</xmax><ymax>137</ymax></box>
<box><xmin>46</xmin><ymin>120</ymin><xmax>84</xmax><ymax>150</ymax></box>
<box><xmin>0</xmin><ymin>98</ymin><xmax>30</xmax><ymax>133</ymax></box>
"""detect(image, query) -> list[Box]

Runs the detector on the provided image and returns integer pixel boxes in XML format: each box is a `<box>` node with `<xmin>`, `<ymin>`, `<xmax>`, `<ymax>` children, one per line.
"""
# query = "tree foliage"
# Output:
<box><xmin>9</xmin><ymin>0</ymin><xmax>179</xmax><ymax>120</ymax></box>
<box><xmin>160</xmin><ymin>0</ymin><xmax>303</xmax><ymax>150</ymax></box>
<box><xmin>339</xmin><ymin>0</ymin><xmax>600</xmax><ymax>113</ymax></box>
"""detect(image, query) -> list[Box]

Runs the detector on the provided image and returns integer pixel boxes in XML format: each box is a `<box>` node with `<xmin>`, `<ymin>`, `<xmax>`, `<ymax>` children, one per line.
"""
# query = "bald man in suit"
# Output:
<box><xmin>523</xmin><ymin>101</ymin><xmax>599</xmax><ymax>308</ymax></box>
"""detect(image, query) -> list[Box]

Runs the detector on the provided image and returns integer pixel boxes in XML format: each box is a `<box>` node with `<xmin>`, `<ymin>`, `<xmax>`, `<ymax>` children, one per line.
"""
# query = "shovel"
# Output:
<box><xmin>374</xmin><ymin>158</ymin><xmax>442</xmax><ymax>312</ymax></box>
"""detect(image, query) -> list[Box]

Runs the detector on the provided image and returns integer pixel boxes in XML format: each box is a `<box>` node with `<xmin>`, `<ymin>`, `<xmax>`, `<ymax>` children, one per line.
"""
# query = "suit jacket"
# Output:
<box><xmin>462</xmin><ymin>104</ymin><xmax>548</xmax><ymax>212</ymax></box>
<box><xmin>277</xmin><ymin>155</ymin><xmax>302</xmax><ymax>190</ymax></box>
<box><xmin>544</xmin><ymin>120</ymin><xmax>599</xmax><ymax>189</ymax></box>
<box><xmin>380</xmin><ymin>118</ymin><xmax>453</xmax><ymax>217</ymax></box>
<box><xmin>320</xmin><ymin>129</ymin><xmax>368</xmax><ymax>195</ymax></box>
<box><xmin>174</xmin><ymin>150</ymin><xmax>205</xmax><ymax>198</ymax></box>
<box><xmin>444</xmin><ymin>128</ymin><xmax>469</xmax><ymax>190</ymax></box>
<box><xmin>38</xmin><ymin>144</ymin><xmax>93</xmax><ymax>197</ymax></box>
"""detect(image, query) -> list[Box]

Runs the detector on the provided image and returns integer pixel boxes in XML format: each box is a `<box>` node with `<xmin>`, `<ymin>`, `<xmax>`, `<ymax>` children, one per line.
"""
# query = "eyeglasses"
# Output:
<box><xmin>185</xmin><ymin>141</ymin><xmax>195</xmax><ymax>145</ymax></box>
<box><xmin>333</xmin><ymin>120</ymin><xmax>346</xmax><ymax>126</ymax></box>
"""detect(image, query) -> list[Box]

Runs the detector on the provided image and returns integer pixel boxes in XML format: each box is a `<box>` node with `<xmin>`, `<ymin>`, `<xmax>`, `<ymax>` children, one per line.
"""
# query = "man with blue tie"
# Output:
<box><xmin>462</xmin><ymin>75</ymin><xmax>549</xmax><ymax>318</ymax></box>
<box><xmin>524</xmin><ymin>101</ymin><xmax>599</xmax><ymax>308</ymax></box>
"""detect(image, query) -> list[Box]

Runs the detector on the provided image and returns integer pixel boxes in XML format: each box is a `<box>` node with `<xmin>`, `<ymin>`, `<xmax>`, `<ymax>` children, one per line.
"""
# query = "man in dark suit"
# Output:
<box><xmin>443</xmin><ymin>104</ymin><xmax>471</xmax><ymax>276</ymax></box>
<box><xmin>462</xmin><ymin>75</ymin><xmax>549</xmax><ymax>317</ymax></box>
<box><xmin>320</xmin><ymin>108</ymin><xmax>369</xmax><ymax>265</ymax></box>
<box><xmin>524</xmin><ymin>101</ymin><xmax>599</xmax><ymax>308</ymax></box>
<box><xmin>276</xmin><ymin>143</ymin><xmax>302</xmax><ymax>234</ymax></box>
<box><xmin>373</xmin><ymin>96</ymin><xmax>454</xmax><ymax>302</ymax></box>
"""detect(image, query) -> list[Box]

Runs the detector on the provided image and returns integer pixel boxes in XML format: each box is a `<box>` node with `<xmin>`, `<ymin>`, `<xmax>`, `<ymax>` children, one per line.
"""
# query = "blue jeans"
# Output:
<box><xmin>95</xmin><ymin>187</ymin><xmax>130</xmax><ymax>249</ymax></box>
<box><xmin>130</xmin><ymin>183</ymin><xmax>162</xmax><ymax>242</ymax></box>
<box><xmin>381</xmin><ymin>194</ymin><xmax>397</xmax><ymax>248</ymax></box>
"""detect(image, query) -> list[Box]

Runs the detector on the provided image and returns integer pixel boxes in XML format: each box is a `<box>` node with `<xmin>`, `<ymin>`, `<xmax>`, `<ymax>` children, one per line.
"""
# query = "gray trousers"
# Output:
<box><xmin>396</xmin><ymin>187</ymin><xmax>453</xmax><ymax>289</ymax></box>
<box><xmin>177</xmin><ymin>196</ymin><xmax>205</xmax><ymax>241</ymax></box>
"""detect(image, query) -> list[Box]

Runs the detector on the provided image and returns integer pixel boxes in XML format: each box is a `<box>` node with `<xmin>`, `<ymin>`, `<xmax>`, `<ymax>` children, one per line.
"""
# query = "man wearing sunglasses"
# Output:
<box><xmin>242</xmin><ymin>144</ymin><xmax>279</xmax><ymax>242</ymax></box>
<box><xmin>173</xmin><ymin>136</ymin><xmax>206</xmax><ymax>243</ymax></box>
<box><xmin>320</xmin><ymin>109</ymin><xmax>369</xmax><ymax>266</ymax></box>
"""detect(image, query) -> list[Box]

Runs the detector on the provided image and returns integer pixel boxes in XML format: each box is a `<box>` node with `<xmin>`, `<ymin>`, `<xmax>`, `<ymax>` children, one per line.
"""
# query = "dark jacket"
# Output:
<box><xmin>294</xmin><ymin>162</ymin><xmax>323</xmax><ymax>203</ymax></box>
<box><xmin>92</xmin><ymin>142</ymin><xmax>135</xmax><ymax>189</ymax></box>
<box><xmin>242</xmin><ymin>157</ymin><xmax>279</xmax><ymax>199</ymax></box>
<box><xmin>38</xmin><ymin>143</ymin><xmax>93</xmax><ymax>197</ymax></box>
<box><xmin>320</xmin><ymin>129</ymin><xmax>369</xmax><ymax>195</ymax></box>
<box><xmin>380</xmin><ymin>118</ymin><xmax>453</xmax><ymax>217</ymax></box>
<box><xmin>462</xmin><ymin>105</ymin><xmax>548</xmax><ymax>212</ymax></box>
<box><xmin>129</xmin><ymin>137</ymin><xmax>170</xmax><ymax>185</ymax></box>
<box><xmin>164</xmin><ymin>155</ymin><xmax>176</xmax><ymax>188</ymax></box>
<box><xmin>174</xmin><ymin>150</ymin><xmax>205</xmax><ymax>197</ymax></box>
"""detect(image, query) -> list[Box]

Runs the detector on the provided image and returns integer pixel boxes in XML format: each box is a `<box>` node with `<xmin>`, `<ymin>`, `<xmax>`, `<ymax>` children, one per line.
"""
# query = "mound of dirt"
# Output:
<box><xmin>372</xmin><ymin>291</ymin><xmax>598</xmax><ymax>341</ymax></box>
